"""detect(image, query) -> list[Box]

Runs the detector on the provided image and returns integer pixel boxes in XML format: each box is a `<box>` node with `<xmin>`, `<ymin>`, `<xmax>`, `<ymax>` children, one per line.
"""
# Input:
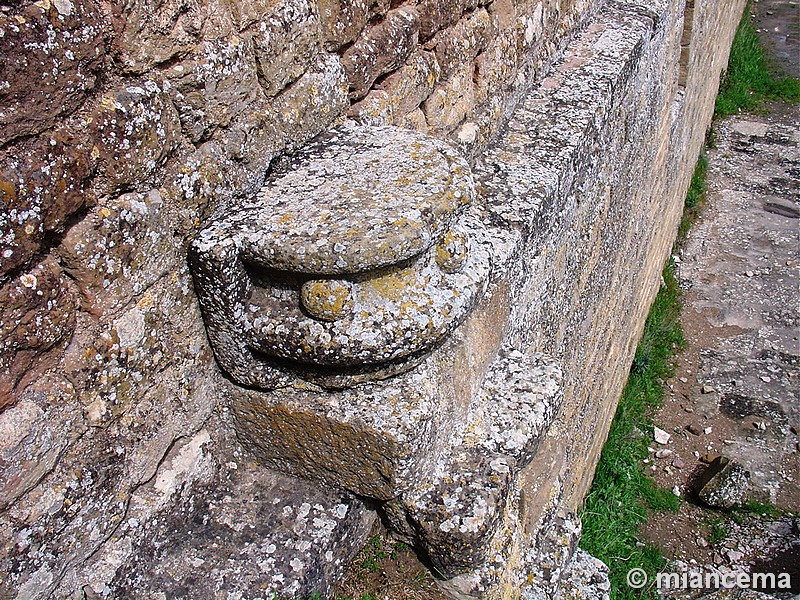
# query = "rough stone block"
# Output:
<box><xmin>416</xmin><ymin>0</ymin><xmax>477</xmax><ymax>41</ymax></box>
<box><xmin>698</xmin><ymin>456</ymin><xmax>751</xmax><ymax>509</ymax></box>
<box><xmin>89</xmin><ymin>83</ymin><xmax>181</xmax><ymax>193</ymax></box>
<box><xmin>473</xmin><ymin>30</ymin><xmax>521</xmax><ymax>106</ymax></box>
<box><xmin>266</xmin><ymin>54</ymin><xmax>350</xmax><ymax>152</ymax></box>
<box><xmin>395</xmin><ymin>350</ymin><xmax>564</xmax><ymax>579</ymax></box>
<box><xmin>0</xmin><ymin>0</ymin><xmax>107</xmax><ymax>144</ymax></box>
<box><xmin>432</xmin><ymin>8</ymin><xmax>494</xmax><ymax>81</ymax></box>
<box><xmin>110</xmin><ymin>0</ymin><xmax>232</xmax><ymax>74</ymax></box>
<box><xmin>348</xmin><ymin>89</ymin><xmax>395</xmax><ymax>125</ymax></box>
<box><xmin>250</xmin><ymin>0</ymin><xmax>321</xmax><ymax>96</ymax></box>
<box><xmin>342</xmin><ymin>7</ymin><xmax>420</xmax><ymax>100</ymax></box>
<box><xmin>318</xmin><ymin>0</ymin><xmax>370</xmax><ymax>49</ymax></box>
<box><xmin>379</xmin><ymin>50</ymin><xmax>442</xmax><ymax>118</ymax></box>
<box><xmin>422</xmin><ymin>62</ymin><xmax>477</xmax><ymax>132</ymax></box>
<box><xmin>0</xmin><ymin>260</ymin><xmax>76</xmax><ymax>407</ymax></box>
<box><xmin>0</xmin><ymin>126</ymin><xmax>96</xmax><ymax>281</ymax></box>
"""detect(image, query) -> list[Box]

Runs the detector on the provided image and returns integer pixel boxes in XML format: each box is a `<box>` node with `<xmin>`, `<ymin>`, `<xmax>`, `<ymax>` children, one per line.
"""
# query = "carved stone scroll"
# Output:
<box><xmin>189</xmin><ymin>122</ymin><xmax>492</xmax><ymax>389</ymax></box>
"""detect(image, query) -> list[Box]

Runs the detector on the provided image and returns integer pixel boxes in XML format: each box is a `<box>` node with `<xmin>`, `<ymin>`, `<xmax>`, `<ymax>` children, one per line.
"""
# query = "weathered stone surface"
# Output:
<box><xmin>190</xmin><ymin>122</ymin><xmax>490</xmax><ymax>389</ymax></box>
<box><xmin>379</xmin><ymin>50</ymin><xmax>441</xmax><ymax>118</ymax></box>
<box><xmin>423</xmin><ymin>62</ymin><xmax>477</xmax><ymax>132</ymax></box>
<box><xmin>249</xmin><ymin>0</ymin><xmax>321</xmax><ymax>96</ymax></box>
<box><xmin>233</xmin><ymin>371</ymin><xmax>443</xmax><ymax>500</ymax></box>
<box><xmin>416</xmin><ymin>0</ymin><xmax>477</xmax><ymax>41</ymax></box>
<box><xmin>57</xmin><ymin>190</ymin><xmax>181</xmax><ymax>314</ymax></box>
<box><xmin>0</xmin><ymin>0</ymin><xmax>108</xmax><ymax>144</ymax></box>
<box><xmin>108</xmin><ymin>458</ymin><xmax>373</xmax><ymax>600</ymax></box>
<box><xmin>89</xmin><ymin>83</ymin><xmax>181</xmax><ymax>193</ymax></box>
<box><xmin>264</xmin><ymin>53</ymin><xmax>350</xmax><ymax>153</ymax></box>
<box><xmin>432</xmin><ymin>8</ymin><xmax>494</xmax><ymax>80</ymax></box>
<box><xmin>473</xmin><ymin>30</ymin><xmax>521</xmax><ymax>107</ymax></box>
<box><xmin>0</xmin><ymin>260</ymin><xmax>76</xmax><ymax>407</ymax></box>
<box><xmin>109</xmin><ymin>0</ymin><xmax>230</xmax><ymax>74</ymax></box>
<box><xmin>0</xmin><ymin>127</ymin><xmax>96</xmax><ymax>281</ymax></box>
<box><xmin>0</xmin><ymin>0</ymin><xmax>749</xmax><ymax>597</ymax></box>
<box><xmin>318</xmin><ymin>0</ymin><xmax>370</xmax><ymax>49</ymax></box>
<box><xmin>342</xmin><ymin>7</ymin><xmax>420</xmax><ymax>100</ymax></box>
<box><xmin>0</xmin><ymin>300</ymin><xmax>217</xmax><ymax>597</ymax></box>
<box><xmin>396</xmin><ymin>350</ymin><xmax>563</xmax><ymax>580</ymax></box>
<box><xmin>0</xmin><ymin>374</ymin><xmax>83</xmax><ymax>512</ymax></box>
<box><xmin>551</xmin><ymin>549</ymin><xmax>611</xmax><ymax>600</ymax></box>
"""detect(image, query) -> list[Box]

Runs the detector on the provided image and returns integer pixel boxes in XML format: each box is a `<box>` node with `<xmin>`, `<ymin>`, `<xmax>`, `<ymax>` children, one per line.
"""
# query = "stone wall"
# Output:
<box><xmin>0</xmin><ymin>0</ymin><xmax>744</xmax><ymax>597</ymax></box>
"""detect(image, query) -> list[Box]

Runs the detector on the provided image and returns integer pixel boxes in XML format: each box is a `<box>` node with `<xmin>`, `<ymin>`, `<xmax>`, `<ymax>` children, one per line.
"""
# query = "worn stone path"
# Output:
<box><xmin>640</xmin><ymin>104</ymin><xmax>800</xmax><ymax>593</ymax></box>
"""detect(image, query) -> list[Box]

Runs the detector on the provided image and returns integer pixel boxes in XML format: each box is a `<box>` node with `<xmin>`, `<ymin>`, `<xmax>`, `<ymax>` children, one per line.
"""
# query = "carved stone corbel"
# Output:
<box><xmin>189</xmin><ymin>122</ymin><xmax>492</xmax><ymax>390</ymax></box>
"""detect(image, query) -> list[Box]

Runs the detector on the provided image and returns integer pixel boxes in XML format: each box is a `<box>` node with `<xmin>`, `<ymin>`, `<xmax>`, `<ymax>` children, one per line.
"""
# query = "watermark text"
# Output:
<box><xmin>626</xmin><ymin>568</ymin><xmax>793</xmax><ymax>591</ymax></box>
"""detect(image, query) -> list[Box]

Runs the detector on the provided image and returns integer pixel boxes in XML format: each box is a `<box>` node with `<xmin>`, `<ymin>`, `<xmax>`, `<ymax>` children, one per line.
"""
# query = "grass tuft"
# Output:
<box><xmin>714</xmin><ymin>8</ymin><xmax>800</xmax><ymax>118</ymax></box>
<box><xmin>677</xmin><ymin>153</ymin><xmax>708</xmax><ymax>241</ymax></box>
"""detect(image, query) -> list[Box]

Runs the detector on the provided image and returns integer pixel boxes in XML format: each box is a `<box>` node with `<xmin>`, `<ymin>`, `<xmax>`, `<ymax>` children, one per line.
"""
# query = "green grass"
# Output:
<box><xmin>714</xmin><ymin>8</ymin><xmax>800</xmax><ymax>118</ymax></box>
<box><xmin>707</xmin><ymin>517</ymin><xmax>728</xmax><ymax>544</ymax></box>
<box><xmin>677</xmin><ymin>153</ymin><xmax>708</xmax><ymax>241</ymax></box>
<box><xmin>359</xmin><ymin>535</ymin><xmax>387</xmax><ymax>572</ymax></box>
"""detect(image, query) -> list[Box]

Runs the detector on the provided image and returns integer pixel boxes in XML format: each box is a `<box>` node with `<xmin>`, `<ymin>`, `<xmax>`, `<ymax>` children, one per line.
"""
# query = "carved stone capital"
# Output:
<box><xmin>189</xmin><ymin>122</ymin><xmax>491</xmax><ymax>389</ymax></box>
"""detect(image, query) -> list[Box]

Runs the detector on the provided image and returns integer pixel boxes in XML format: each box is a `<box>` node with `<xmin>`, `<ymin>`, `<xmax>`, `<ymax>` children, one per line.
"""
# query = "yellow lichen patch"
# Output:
<box><xmin>301</xmin><ymin>279</ymin><xmax>353</xmax><ymax>322</ymax></box>
<box><xmin>361</xmin><ymin>267</ymin><xmax>417</xmax><ymax>301</ymax></box>
<box><xmin>0</xmin><ymin>176</ymin><xmax>17</xmax><ymax>201</ymax></box>
<box><xmin>436</xmin><ymin>229</ymin><xmax>469</xmax><ymax>273</ymax></box>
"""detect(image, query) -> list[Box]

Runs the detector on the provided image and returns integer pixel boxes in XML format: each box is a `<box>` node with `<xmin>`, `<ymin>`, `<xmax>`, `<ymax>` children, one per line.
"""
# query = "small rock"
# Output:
<box><xmin>727</xmin><ymin>549</ymin><xmax>744</xmax><ymax>562</ymax></box>
<box><xmin>701</xmin><ymin>385</ymin><xmax>715</xmax><ymax>394</ymax></box>
<box><xmin>672</xmin><ymin>485</ymin><xmax>681</xmax><ymax>497</ymax></box>
<box><xmin>760</xmin><ymin>375</ymin><xmax>771</xmax><ymax>383</ymax></box>
<box><xmin>654</xmin><ymin>427</ymin><xmax>671</xmax><ymax>445</ymax></box>
<box><xmin>679</xmin><ymin>377</ymin><xmax>688</xmax><ymax>383</ymax></box>
<box><xmin>700</xmin><ymin>453</ymin><xmax>718</xmax><ymax>464</ymax></box>
<box><xmin>683</xmin><ymin>405</ymin><xmax>694</xmax><ymax>413</ymax></box>
<box><xmin>745</xmin><ymin>270</ymin><xmax>754</xmax><ymax>277</ymax></box>
<box><xmin>655</xmin><ymin>449</ymin><xmax>673</xmax><ymax>459</ymax></box>
<box><xmin>698</xmin><ymin>456</ymin><xmax>750</xmax><ymax>509</ymax></box>
<box><xmin>703</xmin><ymin>427</ymin><xmax>713</xmax><ymax>435</ymax></box>
<box><xmin>672</xmin><ymin>458</ymin><xmax>685</xmax><ymax>469</ymax></box>
<box><xmin>687</xmin><ymin>423</ymin><xmax>703</xmax><ymax>435</ymax></box>
<box><xmin>697</xmin><ymin>537</ymin><xmax>708</xmax><ymax>548</ymax></box>
<box><xmin>693</xmin><ymin>451</ymin><xmax>700</xmax><ymax>458</ymax></box>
